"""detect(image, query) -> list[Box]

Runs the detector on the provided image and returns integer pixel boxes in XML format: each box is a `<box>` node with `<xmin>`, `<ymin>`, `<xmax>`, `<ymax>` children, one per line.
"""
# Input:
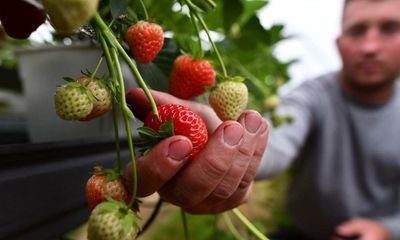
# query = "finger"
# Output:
<box><xmin>125</xmin><ymin>135</ymin><xmax>192</xmax><ymax>197</ymax></box>
<box><xmin>125</xmin><ymin>88</ymin><xmax>221</xmax><ymax>132</ymax></box>
<box><xmin>335</xmin><ymin>219</ymin><xmax>363</xmax><ymax>238</ymax></box>
<box><xmin>197</xmin><ymin>111</ymin><xmax>268</xmax><ymax>206</ymax></box>
<box><xmin>158</xmin><ymin>121</ymin><xmax>245</xmax><ymax>208</ymax></box>
<box><xmin>185</xmin><ymin>182</ymin><xmax>254</xmax><ymax>214</ymax></box>
<box><xmin>236</xmin><ymin>111</ymin><xmax>269</xmax><ymax>189</ymax></box>
<box><xmin>126</xmin><ymin>88</ymin><xmax>183</xmax><ymax>120</ymax></box>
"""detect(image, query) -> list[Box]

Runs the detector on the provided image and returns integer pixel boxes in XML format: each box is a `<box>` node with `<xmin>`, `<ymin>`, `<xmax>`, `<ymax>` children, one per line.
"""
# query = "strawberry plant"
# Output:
<box><xmin>2</xmin><ymin>0</ymin><xmax>294</xmax><ymax>239</ymax></box>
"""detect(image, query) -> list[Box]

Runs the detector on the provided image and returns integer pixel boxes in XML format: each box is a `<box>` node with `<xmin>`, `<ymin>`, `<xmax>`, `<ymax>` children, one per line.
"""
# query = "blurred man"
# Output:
<box><xmin>126</xmin><ymin>0</ymin><xmax>400</xmax><ymax>239</ymax></box>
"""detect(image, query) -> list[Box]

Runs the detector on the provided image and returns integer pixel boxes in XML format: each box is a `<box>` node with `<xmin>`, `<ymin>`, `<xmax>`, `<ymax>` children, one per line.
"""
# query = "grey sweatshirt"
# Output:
<box><xmin>257</xmin><ymin>72</ymin><xmax>400</xmax><ymax>240</ymax></box>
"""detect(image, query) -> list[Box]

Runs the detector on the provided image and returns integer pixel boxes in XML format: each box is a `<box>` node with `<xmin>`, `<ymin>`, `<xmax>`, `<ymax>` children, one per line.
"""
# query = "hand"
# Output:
<box><xmin>124</xmin><ymin>88</ymin><xmax>269</xmax><ymax>214</ymax></box>
<box><xmin>334</xmin><ymin>218</ymin><xmax>390</xmax><ymax>240</ymax></box>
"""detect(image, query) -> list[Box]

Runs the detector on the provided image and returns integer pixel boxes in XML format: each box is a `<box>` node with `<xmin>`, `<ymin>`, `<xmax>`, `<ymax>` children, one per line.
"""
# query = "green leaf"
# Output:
<box><xmin>238</xmin><ymin>0</ymin><xmax>268</xmax><ymax>26</ymax></box>
<box><xmin>122</xmin><ymin>213</ymin><xmax>136</xmax><ymax>236</ymax></box>
<box><xmin>222</xmin><ymin>0</ymin><xmax>243</xmax><ymax>33</ymax></box>
<box><xmin>159</xmin><ymin>119</ymin><xmax>175</xmax><ymax>136</ymax></box>
<box><xmin>63</xmin><ymin>77</ymin><xmax>76</xmax><ymax>83</ymax></box>
<box><xmin>138</xmin><ymin>127</ymin><xmax>157</xmax><ymax>138</ymax></box>
<box><xmin>95</xmin><ymin>201</ymin><xmax>120</xmax><ymax>213</ymax></box>
<box><xmin>137</xmin><ymin>38</ymin><xmax>180</xmax><ymax>92</ymax></box>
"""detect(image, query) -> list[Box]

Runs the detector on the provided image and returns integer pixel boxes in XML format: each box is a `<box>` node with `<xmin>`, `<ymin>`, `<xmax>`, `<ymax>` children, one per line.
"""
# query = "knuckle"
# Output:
<box><xmin>213</xmin><ymin>183</ymin><xmax>235</xmax><ymax>200</ymax></box>
<box><xmin>201</xmin><ymin>156</ymin><xmax>230</xmax><ymax>179</ymax></box>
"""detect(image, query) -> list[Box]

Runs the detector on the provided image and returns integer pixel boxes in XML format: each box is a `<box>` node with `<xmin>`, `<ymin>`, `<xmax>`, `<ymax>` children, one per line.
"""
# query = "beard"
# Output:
<box><xmin>342</xmin><ymin>64</ymin><xmax>398</xmax><ymax>93</ymax></box>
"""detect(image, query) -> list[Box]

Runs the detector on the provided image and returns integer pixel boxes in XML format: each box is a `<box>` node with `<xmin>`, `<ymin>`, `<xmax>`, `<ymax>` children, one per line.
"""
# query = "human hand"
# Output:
<box><xmin>333</xmin><ymin>218</ymin><xmax>390</xmax><ymax>240</ymax></box>
<box><xmin>124</xmin><ymin>88</ymin><xmax>269</xmax><ymax>214</ymax></box>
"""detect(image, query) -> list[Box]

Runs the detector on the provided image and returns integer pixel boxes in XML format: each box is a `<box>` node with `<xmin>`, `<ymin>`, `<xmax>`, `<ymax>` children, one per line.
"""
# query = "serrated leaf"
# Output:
<box><xmin>159</xmin><ymin>119</ymin><xmax>174</xmax><ymax>136</ymax></box>
<box><xmin>230</xmin><ymin>76</ymin><xmax>245</xmax><ymax>82</ymax></box>
<box><xmin>138</xmin><ymin>127</ymin><xmax>157</xmax><ymax>138</ymax></box>
<box><xmin>63</xmin><ymin>77</ymin><xmax>76</xmax><ymax>83</ymax></box>
<box><xmin>95</xmin><ymin>201</ymin><xmax>120</xmax><ymax>213</ymax></box>
<box><xmin>121</xmin><ymin>213</ymin><xmax>136</xmax><ymax>236</ymax></box>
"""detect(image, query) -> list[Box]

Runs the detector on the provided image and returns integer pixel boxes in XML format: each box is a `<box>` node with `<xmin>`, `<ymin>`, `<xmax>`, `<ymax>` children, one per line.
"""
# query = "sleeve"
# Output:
<box><xmin>256</xmin><ymin>81</ymin><xmax>317</xmax><ymax>179</ymax></box>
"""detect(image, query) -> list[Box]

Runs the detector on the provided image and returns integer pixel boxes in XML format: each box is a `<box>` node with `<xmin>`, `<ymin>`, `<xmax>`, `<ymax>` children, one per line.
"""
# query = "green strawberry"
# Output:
<box><xmin>87</xmin><ymin>201</ymin><xmax>139</xmax><ymax>240</ymax></box>
<box><xmin>263</xmin><ymin>94</ymin><xmax>280</xmax><ymax>112</ymax></box>
<box><xmin>77</xmin><ymin>76</ymin><xmax>112</xmax><ymax>121</ymax></box>
<box><xmin>208</xmin><ymin>78</ymin><xmax>248</xmax><ymax>121</ymax></box>
<box><xmin>43</xmin><ymin>0</ymin><xmax>99</xmax><ymax>34</ymax></box>
<box><xmin>54</xmin><ymin>81</ymin><xmax>94</xmax><ymax>120</ymax></box>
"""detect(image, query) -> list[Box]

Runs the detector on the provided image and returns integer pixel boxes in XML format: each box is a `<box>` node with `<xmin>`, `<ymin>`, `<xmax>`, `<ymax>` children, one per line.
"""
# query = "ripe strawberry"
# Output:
<box><xmin>86</xmin><ymin>166</ymin><xmax>131</xmax><ymax>210</ymax></box>
<box><xmin>139</xmin><ymin>104</ymin><xmax>208</xmax><ymax>160</ymax></box>
<box><xmin>43</xmin><ymin>0</ymin><xmax>99</xmax><ymax>34</ymax></box>
<box><xmin>125</xmin><ymin>20</ymin><xmax>164</xmax><ymax>64</ymax></box>
<box><xmin>87</xmin><ymin>201</ymin><xmax>139</xmax><ymax>240</ymax></box>
<box><xmin>77</xmin><ymin>76</ymin><xmax>112</xmax><ymax>121</ymax></box>
<box><xmin>54</xmin><ymin>81</ymin><xmax>94</xmax><ymax>120</ymax></box>
<box><xmin>208</xmin><ymin>79</ymin><xmax>248</xmax><ymax>121</ymax></box>
<box><xmin>169</xmin><ymin>55</ymin><xmax>216</xmax><ymax>99</ymax></box>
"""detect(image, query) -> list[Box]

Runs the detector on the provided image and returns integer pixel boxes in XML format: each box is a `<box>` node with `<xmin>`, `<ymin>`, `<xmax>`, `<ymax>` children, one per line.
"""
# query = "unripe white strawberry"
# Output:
<box><xmin>77</xmin><ymin>76</ymin><xmax>112</xmax><ymax>121</ymax></box>
<box><xmin>208</xmin><ymin>79</ymin><xmax>248</xmax><ymax>121</ymax></box>
<box><xmin>87</xmin><ymin>201</ymin><xmax>139</xmax><ymax>240</ymax></box>
<box><xmin>263</xmin><ymin>94</ymin><xmax>280</xmax><ymax>112</ymax></box>
<box><xmin>54</xmin><ymin>82</ymin><xmax>93</xmax><ymax>120</ymax></box>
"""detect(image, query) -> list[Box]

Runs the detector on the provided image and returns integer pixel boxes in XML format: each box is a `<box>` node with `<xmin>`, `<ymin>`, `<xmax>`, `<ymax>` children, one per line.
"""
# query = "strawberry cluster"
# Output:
<box><xmin>54</xmin><ymin>76</ymin><xmax>112</xmax><ymax>121</ymax></box>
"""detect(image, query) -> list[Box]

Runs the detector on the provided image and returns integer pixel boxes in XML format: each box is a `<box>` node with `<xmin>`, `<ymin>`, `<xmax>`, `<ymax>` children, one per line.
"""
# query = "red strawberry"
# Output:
<box><xmin>139</xmin><ymin>104</ymin><xmax>208</xmax><ymax>160</ymax></box>
<box><xmin>86</xmin><ymin>166</ymin><xmax>131</xmax><ymax>210</ymax></box>
<box><xmin>125</xmin><ymin>20</ymin><xmax>164</xmax><ymax>64</ymax></box>
<box><xmin>169</xmin><ymin>55</ymin><xmax>216</xmax><ymax>99</ymax></box>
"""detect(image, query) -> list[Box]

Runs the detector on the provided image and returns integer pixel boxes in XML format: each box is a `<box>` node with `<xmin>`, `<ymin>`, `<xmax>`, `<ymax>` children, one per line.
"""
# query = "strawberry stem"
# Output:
<box><xmin>222</xmin><ymin>213</ymin><xmax>245</xmax><ymax>240</ymax></box>
<box><xmin>91</xmin><ymin>56</ymin><xmax>103</xmax><ymax>79</ymax></box>
<box><xmin>111</xmin><ymin>47</ymin><xmax>139</xmax><ymax>204</ymax></box>
<box><xmin>180</xmin><ymin>209</ymin><xmax>189</xmax><ymax>240</ymax></box>
<box><xmin>138</xmin><ymin>0</ymin><xmax>149</xmax><ymax>20</ymax></box>
<box><xmin>92</xmin><ymin>13</ymin><xmax>159</xmax><ymax>119</ymax></box>
<box><xmin>186</xmin><ymin>3</ymin><xmax>203</xmax><ymax>59</ymax></box>
<box><xmin>231</xmin><ymin>208</ymin><xmax>270</xmax><ymax>240</ymax></box>
<box><xmin>98</xmin><ymin>33</ymin><xmax>122</xmax><ymax>172</ymax></box>
<box><xmin>186</xmin><ymin>0</ymin><xmax>228</xmax><ymax>78</ymax></box>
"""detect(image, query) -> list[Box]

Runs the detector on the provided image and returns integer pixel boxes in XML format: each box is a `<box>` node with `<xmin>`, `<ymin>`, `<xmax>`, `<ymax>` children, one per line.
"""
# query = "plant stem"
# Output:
<box><xmin>137</xmin><ymin>0</ymin><xmax>149</xmax><ymax>20</ymax></box>
<box><xmin>91</xmin><ymin>56</ymin><xmax>103</xmax><ymax>79</ymax></box>
<box><xmin>222</xmin><ymin>213</ymin><xmax>245</xmax><ymax>240</ymax></box>
<box><xmin>180</xmin><ymin>209</ymin><xmax>189</xmax><ymax>240</ymax></box>
<box><xmin>185</xmin><ymin>0</ymin><xmax>203</xmax><ymax>59</ymax></box>
<box><xmin>92</xmin><ymin>13</ymin><xmax>159</xmax><ymax>119</ymax></box>
<box><xmin>111</xmin><ymin>47</ymin><xmax>138</xmax><ymax>204</ymax></box>
<box><xmin>187</xmin><ymin>0</ymin><xmax>228</xmax><ymax>78</ymax></box>
<box><xmin>231</xmin><ymin>208</ymin><xmax>269</xmax><ymax>240</ymax></box>
<box><xmin>111</xmin><ymin>101</ymin><xmax>122</xmax><ymax>171</ymax></box>
<box><xmin>98</xmin><ymin>33</ymin><xmax>122</xmax><ymax>172</ymax></box>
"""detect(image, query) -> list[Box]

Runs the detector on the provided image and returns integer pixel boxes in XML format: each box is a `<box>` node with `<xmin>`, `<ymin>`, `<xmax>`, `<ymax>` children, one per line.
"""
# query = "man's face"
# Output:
<box><xmin>337</xmin><ymin>0</ymin><xmax>400</xmax><ymax>90</ymax></box>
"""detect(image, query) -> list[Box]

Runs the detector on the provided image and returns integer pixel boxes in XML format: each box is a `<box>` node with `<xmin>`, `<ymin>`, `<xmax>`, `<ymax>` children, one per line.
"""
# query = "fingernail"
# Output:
<box><xmin>168</xmin><ymin>139</ymin><xmax>191</xmax><ymax>161</ymax></box>
<box><xmin>223</xmin><ymin>123</ymin><xmax>244</xmax><ymax>146</ymax></box>
<box><xmin>244</xmin><ymin>112</ymin><xmax>261</xmax><ymax>133</ymax></box>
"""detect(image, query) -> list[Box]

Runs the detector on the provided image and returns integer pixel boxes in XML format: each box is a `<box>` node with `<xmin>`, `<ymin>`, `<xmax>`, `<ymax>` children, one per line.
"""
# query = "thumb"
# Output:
<box><xmin>125</xmin><ymin>135</ymin><xmax>193</xmax><ymax>197</ymax></box>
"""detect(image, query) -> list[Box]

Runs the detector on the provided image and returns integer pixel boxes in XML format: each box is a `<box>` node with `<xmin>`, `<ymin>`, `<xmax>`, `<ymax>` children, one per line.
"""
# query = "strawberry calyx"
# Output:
<box><xmin>92</xmin><ymin>198</ymin><xmax>141</xmax><ymax>236</ymax></box>
<box><xmin>62</xmin><ymin>77</ymin><xmax>99</xmax><ymax>102</ymax></box>
<box><xmin>92</xmin><ymin>165</ymin><xmax>123</xmax><ymax>182</ymax></box>
<box><xmin>136</xmin><ymin>119</ymin><xmax>174</xmax><ymax>155</ymax></box>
